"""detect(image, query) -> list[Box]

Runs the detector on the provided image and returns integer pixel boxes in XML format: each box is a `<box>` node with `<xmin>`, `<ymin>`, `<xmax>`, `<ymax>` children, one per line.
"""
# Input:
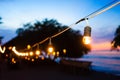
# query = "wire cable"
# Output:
<box><xmin>30</xmin><ymin>0</ymin><xmax>120</xmax><ymax>49</ymax></box>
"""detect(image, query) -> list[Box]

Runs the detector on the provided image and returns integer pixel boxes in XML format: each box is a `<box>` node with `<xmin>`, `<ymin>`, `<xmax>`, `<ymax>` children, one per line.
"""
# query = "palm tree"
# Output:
<box><xmin>111</xmin><ymin>25</ymin><xmax>120</xmax><ymax>51</ymax></box>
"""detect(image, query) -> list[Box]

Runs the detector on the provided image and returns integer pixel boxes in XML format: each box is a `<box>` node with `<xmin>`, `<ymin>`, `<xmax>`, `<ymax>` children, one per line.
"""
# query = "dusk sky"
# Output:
<box><xmin>0</xmin><ymin>0</ymin><xmax>120</xmax><ymax>51</ymax></box>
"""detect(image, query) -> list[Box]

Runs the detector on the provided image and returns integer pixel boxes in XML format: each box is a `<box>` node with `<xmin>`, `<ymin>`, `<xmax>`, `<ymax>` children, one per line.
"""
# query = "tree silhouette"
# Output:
<box><xmin>111</xmin><ymin>25</ymin><xmax>120</xmax><ymax>51</ymax></box>
<box><xmin>5</xmin><ymin>18</ymin><xmax>90</xmax><ymax>58</ymax></box>
<box><xmin>0</xmin><ymin>17</ymin><xmax>2</xmax><ymax>24</ymax></box>
<box><xmin>0</xmin><ymin>17</ymin><xmax>4</xmax><ymax>44</ymax></box>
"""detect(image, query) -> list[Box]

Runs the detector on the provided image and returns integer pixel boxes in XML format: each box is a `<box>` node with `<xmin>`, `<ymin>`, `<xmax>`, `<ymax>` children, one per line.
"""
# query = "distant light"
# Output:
<box><xmin>35</xmin><ymin>56</ymin><xmax>39</xmax><ymax>59</ymax></box>
<box><xmin>28</xmin><ymin>57</ymin><xmax>30</xmax><ymax>61</ymax></box>
<box><xmin>11</xmin><ymin>58</ymin><xmax>16</xmax><ymax>64</ymax></box>
<box><xmin>56</xmin><ymin>51</ymin><xmax>59</xmax><ymax>57</ymax></box>
<box><xmin>6</xmin><ymin>54</ymin><xmax>8</xmax><ymax>57</ymax></box>
<box><xmin>31</xmin><ymin>58</ymin><xmax>34</xmax><ymax>62</ymax></box>
<box><xmin>27</xmin><ymin>45</ymin><xmax>31</xmax><ymax>50</ymax></box>
<box><xmin>52</xmin><ymin>52</ymin><xmax>56</xmax><ymax>56</ymax></box>
<box><xmin>25</xmin><ymin>56</ymin><xmax>28</xmax><ymax>59</ymax></box>
<box><xmin>63</xmin><ymin>49</ymin><xmax>66</xmax><ymax>54</ymax></box>
<box><xmin>41</xmin><ymin>56</ymin><xmax>44</xmax><ymax>60</ymax></box>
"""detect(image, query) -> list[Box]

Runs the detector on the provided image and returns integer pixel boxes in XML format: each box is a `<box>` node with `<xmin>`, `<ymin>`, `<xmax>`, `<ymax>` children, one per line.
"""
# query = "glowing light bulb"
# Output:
<box><xmin>29</xmin><ymin>51</ymin><xmax>33</xmax><ymax>56</ymax></box>
<box><xmin>83</xmin><ymin>36</ymin><xmax>91</xmax><ymax>44</ymax></box>
<box><xmin>83</xmin><ymin>26</ymin><xmax>92</xmax><ymax>44</ymax></box>
<box><xmin>48</xmin><ymin>46</ymin><xmax>54</xmax><ymax>53</ymax></box>
<box><xmin>35</xmin><ymin>50</ymin><xmax>40</xmax><ymax>55</ymax></box>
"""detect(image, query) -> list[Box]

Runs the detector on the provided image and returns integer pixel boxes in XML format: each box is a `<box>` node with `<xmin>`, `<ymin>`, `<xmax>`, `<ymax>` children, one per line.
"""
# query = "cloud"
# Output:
<box><xmin>92</xmin><ymin>25</ymin><xmax>116</xmax><ymax>43</ymax></box>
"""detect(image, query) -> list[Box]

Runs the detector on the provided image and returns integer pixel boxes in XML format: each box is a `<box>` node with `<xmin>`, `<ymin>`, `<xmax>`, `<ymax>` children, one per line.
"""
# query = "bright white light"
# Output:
<box><xmin>0</xmin><ymin>46</ymin><xmax>6</xmax><ymax>53</ymax></box>
<box><xmin>83</xmin><ymin>36</ymin><xmax>91</xmax><ymax>44</ymax></box>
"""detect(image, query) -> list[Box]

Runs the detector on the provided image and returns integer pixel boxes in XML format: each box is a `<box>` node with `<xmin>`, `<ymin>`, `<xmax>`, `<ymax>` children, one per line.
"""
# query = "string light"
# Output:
<box><xmin>10</xmin><ymin>0</ymin><xmax>119</xmax><ymax>55</ymax></box>
<box><xmin>63</xmin><ymin>49</ymin><xmax>67</xmax><ymax>54</ymax></box>
<box><xmin>83</xmin><ymin>19</ymin><xmax>92</xmax><ymax>44</ymax></box>
<box><xmin>29</xmin><ymin>51</ymin><xmax>34</xmax><ymax>56</ymax></box>
<box><xmin>47</xmin><ymin>38</ymin><xmax>54</xmax><ymax>54</ymax></box>
<box><xmin>0</xmin><ymin>46</ymin><xmax>6</xmax><ymax>53</ymax></box>
<box><xmin>35</xmin><ymin>44</ymin><xmax>40</xmax><ymax>55</ymax></box>
<box><xmin>1</xmin><ymin>0</ymin><xmax>119</xmax><ymax>60</ymax></box>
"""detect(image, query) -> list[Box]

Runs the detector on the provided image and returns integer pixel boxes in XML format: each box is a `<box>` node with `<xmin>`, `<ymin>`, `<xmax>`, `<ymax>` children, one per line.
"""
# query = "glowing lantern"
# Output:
<box><xmin>48</xmin><ymin>46</ymin><xmax>54</xmax><ymax>53</ymax></box>
<box><xmin>83</xmin><ymin>26</ymin><xmax>91</xmax><ymax>44</ymax></box>
<box><xmin>47</xmin><ymin>38</ymin><xmax>54</xmax><ymax>54</ymax></box>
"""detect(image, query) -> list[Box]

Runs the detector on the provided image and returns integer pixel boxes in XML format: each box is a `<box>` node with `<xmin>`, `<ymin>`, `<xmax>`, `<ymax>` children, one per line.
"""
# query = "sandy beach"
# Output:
<box><xmin>0</xmin><ymin>60</ymin><xmax>120</xmax><ymax>80</ymax></box>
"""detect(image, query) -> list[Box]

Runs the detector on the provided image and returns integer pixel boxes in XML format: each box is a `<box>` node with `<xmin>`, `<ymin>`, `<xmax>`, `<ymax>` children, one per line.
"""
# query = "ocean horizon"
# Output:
<box><xmin>79</xmin><ymin>50</ymin><xmax>120</xmax><ymax>76</ymax></box>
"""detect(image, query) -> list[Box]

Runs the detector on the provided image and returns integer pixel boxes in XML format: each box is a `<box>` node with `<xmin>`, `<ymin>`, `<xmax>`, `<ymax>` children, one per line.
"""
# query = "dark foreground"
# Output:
<box><xmin>0</xmin><ymin>60</ymin><xmax>120</xmax><ymax>80</ymax></box>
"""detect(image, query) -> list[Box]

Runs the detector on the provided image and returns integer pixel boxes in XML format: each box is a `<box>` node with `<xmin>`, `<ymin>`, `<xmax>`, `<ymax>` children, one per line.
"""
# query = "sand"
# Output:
<box><xmin>0</xmin><ymin>60</ymin><xmax>120</xmax><ymax>80</ymax></box>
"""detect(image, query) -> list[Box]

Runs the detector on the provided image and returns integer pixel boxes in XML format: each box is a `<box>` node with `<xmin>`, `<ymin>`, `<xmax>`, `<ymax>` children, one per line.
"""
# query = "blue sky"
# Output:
<box><xmin>0</xmin><ymin>0</ymin><xmax>120</xmax><ymax>50</ymax></box>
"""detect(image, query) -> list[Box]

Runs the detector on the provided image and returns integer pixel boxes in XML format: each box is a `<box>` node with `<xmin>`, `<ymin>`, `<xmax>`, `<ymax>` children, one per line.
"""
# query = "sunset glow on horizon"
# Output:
<box><xmin>91</xmin><ymin>41</ymin><xmax>112</xmax><ymax>51</ymax></box>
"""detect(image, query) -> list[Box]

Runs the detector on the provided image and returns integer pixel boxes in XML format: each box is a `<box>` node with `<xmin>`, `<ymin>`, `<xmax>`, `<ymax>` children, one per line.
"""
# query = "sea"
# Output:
<box><xmin>79</xmin><ymin>50</ymin><xmax>120</xmax><ymax>76</ymax></box>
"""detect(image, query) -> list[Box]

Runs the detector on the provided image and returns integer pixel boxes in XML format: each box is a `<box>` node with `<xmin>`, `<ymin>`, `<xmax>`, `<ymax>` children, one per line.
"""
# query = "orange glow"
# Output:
<box><xmin>11</xmin><ymin>58</ymin><xmax>16</xmax><ymax>63</ymax></box>
<box><xmin>63</xmin><ymin>49</ymin><xmax>66</xmax><ymax>54</ymax></box>
<box><xmin>41</xmin><ymin>56</ymin><xmax>44</xmax><ymax>60</ymax></box>
<box><xmin>28</xmin><ymin>57</ymin><xmax>30</xmax><ymax>60</ymax></box>
<box><xmin>52</xmin><ymin>52</ymin><xmax>56</xmax><ymax>56</ymax></box>
<box><xmin>92</xmin><ymin>41</ymin><xmax>111</xmax><ymax>51</ymax></box>
<box><xmin>36</xmin><ymin>56</ymin><xmax>39</xmax><ymax>59</ymax></box>
<box><xmin>31</xmin><ymin>58</ymin><xmax>34</xmax><ymax>62</ymax></box>
<box><xmin>27</xmin><ymin>45</ymin><xmax>31</xmax><ymax>49</ymax></box>
<box><xmin>48</xmin><ymin>46</ymin><xmax>54</xmax><ymax>53</ymax></box>
<box><xmin>25</xmin><ymin>56</ymin><xmax>28</xmax><ymax>59</ymax></box>
<box><xmin>29</xmin><ymin>51</ymin><xmax>33</xmax><ymax>56</ymax></box>
<box><xmin>56</xmin><ymin>51</ymin><xmax>59</xmax><ymax>57</ymax></box>
<box><xmin>35</xmin><ymin>50</ymin><xmax>40</xmax><ymax>55</ymax></box>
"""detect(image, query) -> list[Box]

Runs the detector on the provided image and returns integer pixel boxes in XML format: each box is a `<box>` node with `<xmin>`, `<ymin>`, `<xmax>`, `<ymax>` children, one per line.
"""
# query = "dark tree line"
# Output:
<box><xmin>4</xmin><ymin>19</ymin><xmax>90</xmax><ymax>58</ymax></box>
<box><xmin>0</xmin><ymin>17</ymin><xmax>3</xmax><ymax>44</ymax></box>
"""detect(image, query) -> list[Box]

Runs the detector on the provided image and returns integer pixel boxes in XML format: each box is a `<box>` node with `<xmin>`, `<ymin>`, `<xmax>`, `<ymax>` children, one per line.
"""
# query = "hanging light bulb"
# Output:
<box><xmin>27</xmin><ymin>45</ymin><xmax>31</xmax><ymax>50</ymax></box>
<box><xmin>35</xmin><ymin>44</ymin><xmax>40</xmax><ymax>56</ymax></box>
<box><xmin>47</xmin><ymin>38</ymin><xmax>54</xmax><ymax>54</ymax></box>
<box><xmin>83</xmin><ymin>19</ymin><xmax>92</xmax><ymax>44</ymax></box>
<box><xmin>35</xmin><ymin>50</ymin><xmax>40</xmax><ymax>55</ymax></box>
